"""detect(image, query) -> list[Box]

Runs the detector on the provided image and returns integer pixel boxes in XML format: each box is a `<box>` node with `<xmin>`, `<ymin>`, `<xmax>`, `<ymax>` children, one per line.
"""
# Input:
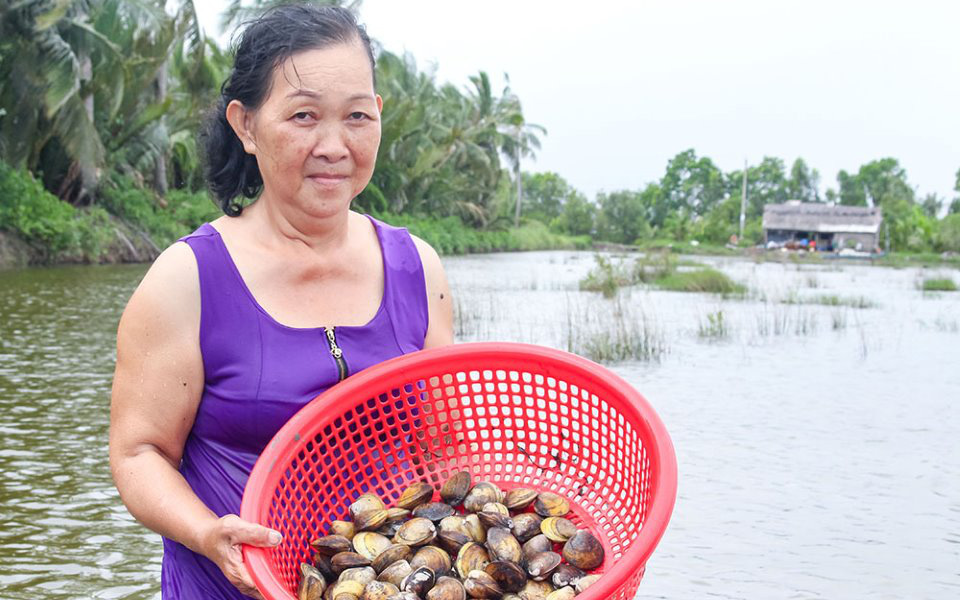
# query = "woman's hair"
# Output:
<box><xmin>202</xmin><ymin>4</ymin><xmax>375</xmax><ymax>215</ymax></box>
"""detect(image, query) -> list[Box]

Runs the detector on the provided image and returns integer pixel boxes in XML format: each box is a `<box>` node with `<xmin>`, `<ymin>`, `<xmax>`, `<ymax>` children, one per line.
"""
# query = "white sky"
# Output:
<box><xmin>196</xmin><ymin>0</ymin><xmax>960</xmax><ymax>204</ymax></box>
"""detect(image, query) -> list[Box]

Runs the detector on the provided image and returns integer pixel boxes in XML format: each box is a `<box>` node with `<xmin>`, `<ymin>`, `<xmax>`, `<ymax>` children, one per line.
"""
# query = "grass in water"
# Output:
<box><xmin>656</xmin><ymin>268</ymin><xmax>747</xmax><ymax>296</ymax></box>
<box><xmin>921</xmin><ymin>278</ymin><xmax>958</xmax><ymax>292</ymax></box>
<box><xmin>565</xmin><ymin>296</ymin><xmax>667</xmax><ymax>363</ymax></box>
<box><xmin>579</xmin><ymin>254</ymin><xmax>632</xmax><ymax>298</ymax></box>
<box><xmin>698</xmin><ymin>310</ymin><xmax>729</xmax><ymax>340</ymax></box>
<box><xmin>782</xmin><ymin>293</ymin><xmax>878</xmax><ymax>309</ymax></box>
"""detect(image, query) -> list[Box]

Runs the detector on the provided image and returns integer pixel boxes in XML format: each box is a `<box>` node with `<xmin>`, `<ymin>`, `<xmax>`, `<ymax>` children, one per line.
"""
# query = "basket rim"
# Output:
<box><xmin>241</xmin><ymin>341</ymin><xmax>678</xmax><ymax>600</ymax></box>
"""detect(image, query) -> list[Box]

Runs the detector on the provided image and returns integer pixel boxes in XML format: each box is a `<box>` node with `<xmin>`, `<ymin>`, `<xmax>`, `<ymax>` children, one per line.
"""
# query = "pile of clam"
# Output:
<box><xmin>297</xmin><ymin>471</ymin><xmax>604</xmax><ymax>600</ymax></box>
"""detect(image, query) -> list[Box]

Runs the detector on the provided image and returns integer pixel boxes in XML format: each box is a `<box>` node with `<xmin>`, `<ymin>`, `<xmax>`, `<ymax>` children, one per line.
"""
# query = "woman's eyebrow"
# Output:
<box><xmin>285</xmin><ymin>89</ymin><xmax>375</xmax><ymax>102</ymax></box>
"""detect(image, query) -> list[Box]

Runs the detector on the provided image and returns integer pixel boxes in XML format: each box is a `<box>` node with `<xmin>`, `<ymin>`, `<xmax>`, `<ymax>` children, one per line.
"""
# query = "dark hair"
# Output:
<box><xmin>202</xmin><ymin>4</ymin><xmax>376</xmax><ymax>215</ymax></box>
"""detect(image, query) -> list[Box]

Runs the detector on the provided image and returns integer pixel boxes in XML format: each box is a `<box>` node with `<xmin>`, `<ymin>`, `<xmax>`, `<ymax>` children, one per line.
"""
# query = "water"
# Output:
<box><xmin>1</xmin><ymin>253</ymin><xmax>958</xmax><ymax>599</ymax></box>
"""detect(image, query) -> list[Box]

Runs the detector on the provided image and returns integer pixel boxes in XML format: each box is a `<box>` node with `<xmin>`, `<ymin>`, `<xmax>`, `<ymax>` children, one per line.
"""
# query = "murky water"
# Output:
<box><xmin>1</xmin><ymin>253</ymin><xmax>958</xmax><ymax>599</ymax></box>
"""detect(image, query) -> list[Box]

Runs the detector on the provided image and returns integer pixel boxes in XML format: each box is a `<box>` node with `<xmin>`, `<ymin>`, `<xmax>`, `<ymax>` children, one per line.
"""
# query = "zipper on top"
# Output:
<box><xmin>324</xmin><ymin>326</ymin><xmax>349</xmax><ymax>382</ymax></box>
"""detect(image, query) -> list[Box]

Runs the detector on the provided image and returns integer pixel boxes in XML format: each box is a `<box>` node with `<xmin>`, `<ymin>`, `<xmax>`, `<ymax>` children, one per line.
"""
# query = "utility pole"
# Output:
<box><xmin>514</xmin><ymin>127</ymin><xmax>522</xmax><ymax>227</ymax></box>
<box><xmin>739</xmin><ymin>159</ymin><xmax>747</xmax><ymax>241</ymax></box>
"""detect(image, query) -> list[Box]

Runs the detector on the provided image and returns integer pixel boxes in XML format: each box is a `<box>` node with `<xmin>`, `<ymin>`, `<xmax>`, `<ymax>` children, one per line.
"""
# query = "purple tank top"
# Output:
<box><xmin>161</xmin><ymin>214</ymin><xmax>428</xmax><ymax>598</ymax></box>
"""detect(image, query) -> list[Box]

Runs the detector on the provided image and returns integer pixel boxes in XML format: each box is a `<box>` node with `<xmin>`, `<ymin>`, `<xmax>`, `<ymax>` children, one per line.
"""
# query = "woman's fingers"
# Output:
<box><xmin>222</xmin><ymin>514</ymin><xmax>283</xmax><ymax>548</ymax></box>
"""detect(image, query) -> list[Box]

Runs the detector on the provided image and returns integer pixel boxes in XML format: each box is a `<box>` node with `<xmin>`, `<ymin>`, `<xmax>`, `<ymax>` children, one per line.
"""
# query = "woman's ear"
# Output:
<box><xmin>376</xmin><ymin>94</ymin><xmax>383</xmax><ymax>114</ymax></box>
<box><xmin>225</xmin><ymin>100</ymin><xmax>257</xmax><ymax>155</ymax></box>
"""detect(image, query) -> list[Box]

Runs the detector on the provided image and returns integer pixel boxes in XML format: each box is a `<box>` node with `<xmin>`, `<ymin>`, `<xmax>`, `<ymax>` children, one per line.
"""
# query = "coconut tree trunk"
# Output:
<box><xmin>154</xmin><ymin>64</ymin><xmax>168</xmax><ymax>195</ymax></box>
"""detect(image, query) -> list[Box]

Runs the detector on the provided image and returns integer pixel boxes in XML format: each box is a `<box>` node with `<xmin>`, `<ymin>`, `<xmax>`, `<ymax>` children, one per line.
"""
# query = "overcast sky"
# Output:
<box><xmin>196</xmin><ymin>0</ymin><xmax>960</xmax><ymax>205</ymax></box>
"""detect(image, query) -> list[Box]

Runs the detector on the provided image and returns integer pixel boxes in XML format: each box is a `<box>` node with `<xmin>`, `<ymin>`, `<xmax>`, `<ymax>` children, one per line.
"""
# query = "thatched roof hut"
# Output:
<box><xmin>762</xmin><ymin>202</ymin><xmax>883</xmax><ymax>251</ymax></box>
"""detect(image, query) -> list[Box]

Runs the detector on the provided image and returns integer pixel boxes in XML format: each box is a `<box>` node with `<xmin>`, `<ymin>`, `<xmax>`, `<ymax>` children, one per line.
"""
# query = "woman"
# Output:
<box><xmin>109</xmin><ymin>5</ymin><xmax>453</xmax><ymax>599</ymax></box>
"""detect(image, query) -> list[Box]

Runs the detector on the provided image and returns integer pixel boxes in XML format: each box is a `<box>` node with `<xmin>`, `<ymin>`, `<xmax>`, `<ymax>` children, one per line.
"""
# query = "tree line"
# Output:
<box><xmin>523</xmin><ymin>152</ymin><xmax>960</xmax><ymax>253</ymax></box>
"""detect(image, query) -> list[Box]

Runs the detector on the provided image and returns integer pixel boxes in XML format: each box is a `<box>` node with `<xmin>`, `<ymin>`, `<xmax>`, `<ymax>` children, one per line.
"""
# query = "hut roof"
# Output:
<box><xmin>762</xmin><ymin>202</ymin><xmax>883</xmax><ymax>234</ymax></box>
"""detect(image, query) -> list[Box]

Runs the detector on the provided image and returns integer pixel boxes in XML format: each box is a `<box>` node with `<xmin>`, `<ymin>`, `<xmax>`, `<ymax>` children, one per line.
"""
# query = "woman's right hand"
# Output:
<box><xmin>199</xmin><ymin>514</ymin><xmax>283</xmax><ymax>600</ymax></box>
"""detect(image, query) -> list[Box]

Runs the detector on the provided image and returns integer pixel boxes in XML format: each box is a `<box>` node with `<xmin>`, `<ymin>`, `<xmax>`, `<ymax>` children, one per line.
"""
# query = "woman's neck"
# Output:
<box><xmin>244</xmin><ymin>196</ymin><xmax>356</xmax><ymax>256</ymax></box>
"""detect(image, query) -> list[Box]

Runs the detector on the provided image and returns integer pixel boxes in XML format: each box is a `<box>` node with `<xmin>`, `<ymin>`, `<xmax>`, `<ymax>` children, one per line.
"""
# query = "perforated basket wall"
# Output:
<box><xmin>242</xmin><ymin>342</ymin><xmax>677</xmax><ymax>600</ymax></box>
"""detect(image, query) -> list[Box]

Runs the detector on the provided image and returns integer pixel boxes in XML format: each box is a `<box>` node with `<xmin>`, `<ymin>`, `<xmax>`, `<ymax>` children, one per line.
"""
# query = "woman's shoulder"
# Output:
<box><xmin>121</xmin><ymin>241</ymin><xmax>201</xmax><ymax>334</ymax></box>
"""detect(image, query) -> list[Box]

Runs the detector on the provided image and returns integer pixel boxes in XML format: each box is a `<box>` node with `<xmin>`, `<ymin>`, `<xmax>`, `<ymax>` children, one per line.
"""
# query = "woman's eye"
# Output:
<box><xmin>293</xmin><ymin>112</ymin><xmax>312</xmax><ymax>121</ymax></box>
<box><xmin>349</xmin><ymin>112</ymin><xmax>367</xmax><ymax>121</ymax></box>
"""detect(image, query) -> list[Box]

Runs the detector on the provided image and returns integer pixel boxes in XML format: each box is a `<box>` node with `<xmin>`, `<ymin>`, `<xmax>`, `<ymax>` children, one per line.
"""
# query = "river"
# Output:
<box><xmin>0</xmin><ymin>252</ymin><xmax>957</xmax><ymax>599</ymax></box>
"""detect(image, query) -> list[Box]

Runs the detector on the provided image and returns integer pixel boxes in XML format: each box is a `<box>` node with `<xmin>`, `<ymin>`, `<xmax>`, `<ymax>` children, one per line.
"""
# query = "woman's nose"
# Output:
<box><xmin>309</xmin><ymin>123</ymin><xmax>349</xmax><ymax>161</ymax></box>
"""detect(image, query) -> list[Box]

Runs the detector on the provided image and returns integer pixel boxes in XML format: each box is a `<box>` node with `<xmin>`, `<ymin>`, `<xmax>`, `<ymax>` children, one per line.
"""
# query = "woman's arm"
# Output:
<box><xmin>109</xmin><ymin>243</ymin><xmax>277</xmax><ymax>599</ymax></box>
<box><xmin>411</xmin><ymin>235</ymin><xmax>454</xmax><ymax>349</ymax></box>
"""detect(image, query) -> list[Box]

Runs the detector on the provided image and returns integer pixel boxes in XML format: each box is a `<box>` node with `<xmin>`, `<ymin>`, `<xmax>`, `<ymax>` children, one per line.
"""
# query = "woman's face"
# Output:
<box><xmin>230</xmin><ymin>41</ymin><xmax>382</xmax><ymax>219</ymax></box>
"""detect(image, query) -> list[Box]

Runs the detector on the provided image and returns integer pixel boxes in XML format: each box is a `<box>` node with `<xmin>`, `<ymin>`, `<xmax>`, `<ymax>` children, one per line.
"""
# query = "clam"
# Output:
<box><xmin>298</xmin><ymin>563</ymin><xmax>327</xmax><ymax>600</ymax></box>
<box><xmin>439</xmin><ymin>515</ymin><xmax>469</xmax><ymax>535</ymax></box>
<box><xmin>385</xmin><ymin>593</ymin><xmax>419</xmax><ymax>600</ymax></box>
<box><xmin>331</xmin><ymin>552</ymin><xmax>372</xmax><ymax>572</ymax></box>
<box><xmin>561</xmin><ymin>530</ymin><xmax>604</xmax><ymax>570</ymax></box>
<box><xmin>350</xmin><ymin>494</ymin><xmax>386</xmax><ymax>521</ymax></box>
<box><xmin>550</xmin><ymin>564</ymin><xmax>584</xmax><ymax>589</ymax></box>
<box><xmin>376</xmin><ymin>559</ymin><xmax>412</xmax><ymax>588</ymax></box>
<box><xmin>484</xmin><ymin>560</ymin><xmax>527</xmax><ymax>593</ymax></box>
<box><xmin>463</xmin><ymin>514</ymin><xmax>486</xmax><ymax>544</ymax></box>
<box><xmin>360</xmin><ymin>580</ymin><xmax>399</xmax><ymax>600</ymax></box>
<box><xmin>313</xmin><ymin>535</ymin><xmax>354</xmax><ymax>556</ymax></box>
<box><xmin>338</xmin><ymin>567</ymin><xmax>377</xmax><ymax>585</ymax></box>
<box><xmin>511</xmin><ymin>513</ymin><xmax>543</xmax><ymax>543</ymax></box>
<box><xmin>533</xmin><ymin>492</ymin><xmax>569</xmax><ymax>518</ymax></box>
<box><xmin>525</xmin><ymin>551</ymin><xmax>561</xmax><ymax>582</ymax></box>
<box><xmin>330</xmin><ymin>579</ymin><xmax>365</xmax><ymax>599</ymax></box>
<box><xmin>371</xmin><ymin>544</ymin><xmax>413</xmax><ymax>573</ymax></box>
<box><xmin>386</xmin><ymin>507</ymin><xmax>412</xmax><ymax>522</ymax></box>
<box><xmin>477</xmin><ymin>509</ymin><xmax>513</xmax><ymax>530</ymax></box>
<box><xmin>440</xmin><ymin>471</ymin><xmax>472</xmax><ymax>506</ymax></box>
<box><xmin>544</xmin><ymin>586</ymin><xmax>575</xmax><ymax>600</ymax></box>
<box><xmin>413</xmin><ymin>501</ymin><xmax>456</xmax><ymax>522</ymax></box>
<box><xmin>454</xmin><ymin>542</ymin><xmax>490</xmax><ymax>579</ymax></box>
<box><xmin>463</xmin><ymin>482</ymin><xmax>503</xmax><ymax>513</ymax></box>
<box><xmin>426</xmin><ymin>576</ymin><xmax>467</xmax><ymax>600</ymax></box>
<box><xmin>331</xmin><ymin>520</ymin><xmax>356</xmax><ymax>540</ymax></box>
<box><xmin>463</xmin><ymin>569</ymin><xmax>502</xmax><ymax>599</ymax></box>
<box><xmin>437</xmin><ymin>530</ymin><xmax>472</xmax><ymax>556</ymax></box>
<box><xmin>410</xmin><ymin>545</ymin><xmax>452</xmax><ymax>576</ymax></box>
<box><xmin>502</xmin><ymin>596</ymin><xmax>523</xmax><ymax>600</ymax></box>
<box><xmin>503</xmin><ymin>488</ymin><xmax>538</xmax><ymax>511</ymax></box>
<box><xmin>401</xmin><ymin>565</ymin><xmax>436</xmax><ymax>596</ymax></box>
<box><xmin>396</xmin><ymin>481</ymin><xmax>435</xmax><ymax>510</ymax></box>
<box><xmin>393</xmin><ymin>517</ymin><xmax>437</xmax><ymax>547</ymax></box>
<box><xmin>485</xmin><ymin>527</ymin><xmax>523</xmax><ymax>564</ymax></box>
<box><xmin>355</xmin><ymin>509</ymin><xmax>390</xmax><ymax>532</ymax></box>
<box><xmin>519</xmin><ymin>580</ymin><xmax>555</xmax><ymax>600</ymax></box>
<box><xmin>522</xmin><ymin>534</ymin><xmax>553</xmax><ymax>562</ymax></box>
<box><xmin>575</xmin><ymin>574</ymin><xmax>601</xmax><ymax>594</ymax></box>
<box><xmin>540</xmin><ymin>517</ymin><xmax>577</xmax><ymax>543</ymax></box>
<box><xmin>353</xmin><ymin>532</ymin><xmax>392</xmax><ymax>561</ymax></box>
<box><xmin>313</xmin><ymin>553</ymin><xmax>337</xmax><ymax>582</ymax></box>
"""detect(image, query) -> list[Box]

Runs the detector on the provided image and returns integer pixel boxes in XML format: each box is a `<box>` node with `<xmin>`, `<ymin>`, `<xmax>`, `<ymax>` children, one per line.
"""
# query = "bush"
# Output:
<box><xmin>0</xmin><ymin>160</ymin><xmax>77</xmax><ymax>256</ymax></box>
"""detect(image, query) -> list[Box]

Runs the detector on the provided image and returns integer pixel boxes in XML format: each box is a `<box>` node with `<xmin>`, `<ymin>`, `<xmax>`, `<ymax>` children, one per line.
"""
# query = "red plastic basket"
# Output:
<box><xmin>241</xmin><ymin>342</ymin><xmax>677</xmax><ymax>600</ymax></box>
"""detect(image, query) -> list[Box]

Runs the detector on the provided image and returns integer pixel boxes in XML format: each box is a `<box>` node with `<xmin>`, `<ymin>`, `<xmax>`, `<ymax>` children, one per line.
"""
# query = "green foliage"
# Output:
<box><xmin>595</xmin><ymin>189</ymin><xmax>652</xmax><ymax>243</ymax></box>
<box><xmin>373</xmin><ymin>212</ymin><xmax>585</xmax><ymax>256</ymax></box>
<box><xmin>660</xmin><ymin>149</ymin><xmax>725</xmax><ymax>219</ymax></box>
<box><xmin>99</xmin><ymin>171</ymin><xmax>218</xmax><ymax>247</ymax></box>
<box><xmin>921</xmin><ymin>278</ymin><xmax>957</xmax><ymax>292</ymax></box>
<box><xmin>522</xmin><ymin>171</ymin><xmax>577</xmax><ymax>224</ymax></box>
<box><xmin>0</xmin><ymin>161</ymin><xmax>77</xmax><ymax>254</ymax></box>
<box><xmin>579</xmin><ymin>255</ymin><xmax>632</xmax><ymax>298</ymax></box>
<box><xmin>935</xmin><ymin>214</ymin><xmax>960</xmax><ymax>252</ymax></box>
<box><xmin>551</xmin><ymin>192</ymin><xmax>596</xmax><ymax>237</ymax></box>
<box><xmin>655</xmin><ymin>268</ymin><xmax>746</xmax><ymax>295</ymax></box>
